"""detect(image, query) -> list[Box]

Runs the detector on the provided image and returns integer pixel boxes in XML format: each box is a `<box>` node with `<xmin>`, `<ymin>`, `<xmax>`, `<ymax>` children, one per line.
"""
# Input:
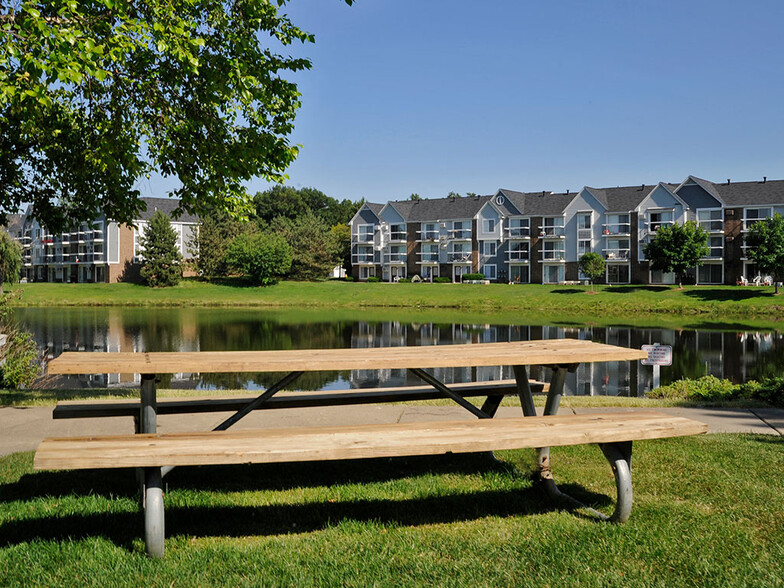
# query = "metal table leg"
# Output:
<box><xmin>140</xmin><ymin>373</ymin><xmax>165</xmax><ymax>557</ymax></box>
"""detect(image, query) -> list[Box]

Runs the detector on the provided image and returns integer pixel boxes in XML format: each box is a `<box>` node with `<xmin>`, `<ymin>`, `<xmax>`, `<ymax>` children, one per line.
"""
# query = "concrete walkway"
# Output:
<box><xmin>1</xmin><ymin>403</ymin><xmax>782</xmax><ymax>457</ymax></box>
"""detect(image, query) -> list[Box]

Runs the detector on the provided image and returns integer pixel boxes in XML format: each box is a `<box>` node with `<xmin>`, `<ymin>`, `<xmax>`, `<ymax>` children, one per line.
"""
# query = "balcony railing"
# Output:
<box><xmin>506</xmin><ymin>227</ymin><xmax>530</xmax><ymax>238</ymax></box>
<box><xmin>646</xmin><ymin>221</ymin><xmax>674</xmax><ymax>232</ymax></box>
<box><xmin>447</xmin><ymin>252</ymin><xmax>472</xmax><ymax>263</ymax></box>
<box><xmin>699</xmin><ymin>220</ymin><xmax>724</xmax><ymax>232</ymax></box>
<box><xmin>448</xmin><ymin>229</ymin><xmax>472</xmax><ymax>240</ymax></box>
<box><xmin>538</xmin><ymin>227</ymin><xmax>565</xmax><ymax>238</ymax></box>
<box><xmin>417</xmin><ymin>230</ymin><xmax>440</xmax><ymax>241</ymax></box>
<box><xmin>541</xmin><ymin>250</ymin><xmax>565</xmax><ymax>261</ymax></box>
<box><xmin>418</xmin><ymin>252</ymin><xmax>440</xmax><ymax>262</ymax></box>
<box><xmin>507</xmin><ymin>250</ymin><xmax>530</xmax><ymax>261</ymax></box>
<box><xmin>354</xmin><ymin>232</ymin><xmax>375</xmax><ymax>243</ymax></box>
<box><xmin>602</xmin><ymin>224</ymin><xmax>631</xmax><ymax>235</ymax></box>
<box><xmin>351</xmin><ymin>253</ymin><xmax>375</xmax><ymax>264</ymax></box>
<box><xmin>604</xmin><ymin>249</ymin><xmax>630</xmax><ymax>260</ymax></box>
<box><xmin>383</xmin><ymin>253</ymin><xmax>406</xmax><ymax>264</ymax></box>
<box><xmin>388</xmin><ymin>231</ymin><xmax>407</xmax><ymax>241</ymax></box>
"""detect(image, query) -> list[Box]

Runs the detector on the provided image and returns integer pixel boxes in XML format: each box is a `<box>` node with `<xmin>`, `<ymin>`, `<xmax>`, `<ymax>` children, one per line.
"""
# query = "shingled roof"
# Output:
<box><xmin>505</xmin><ymin>191</ymin><xmax>577</xmax><ymax>216</ymax></box>
<box><xmin>388</xmin><ymin>196</ymin><xmax>492</xmax><ymax>221</ymax></box>
<box><xmin>709</xmin><ymin>179</ymin><xmax>784</xmax><ymax>207</ymax></box>
<box><xmin>138</xmin><ymin>198</ymin><xmax>200</xmax><ymax>223</ymax></box>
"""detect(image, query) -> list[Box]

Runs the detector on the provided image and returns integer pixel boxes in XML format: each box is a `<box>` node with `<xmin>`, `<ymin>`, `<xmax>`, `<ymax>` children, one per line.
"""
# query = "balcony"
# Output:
<box><xmin>383</xmin><ymin>253</ymin><xmax>407</xmax><ymax>264</ymax></box>
<box><xmin>699</xmin><ymin>220</ymin><xmax>724</xmax><ymax>232</ymax></box>
<box><xmin>507</xmin><ymin>250</ymin><xmax>530</xmax><ymax>262</ymax></box>
<box><xmin>448</xmin><ymin>229</ymin><xmax>472</xmax><ymax>240</ymax></box>
<box><xmin>354</xmin><ymin>231</ymin><xmax>375</xmax><ymax>243</ymax></box>
<box><xmin>538</xmin><ymin>226</ymin><xmax>565</xmax><ymax>238</ymax></box>
<box><xmin>416</xmin><ymin>230</ymin><xmax>440</xmax><ymax>241</ymax></box>
<box><xmin>447</xmin><ymin>252</ymin><xmax>472</xmax><ymax>263</ymax></box>
<box><xmin>602</xmin><ymin>224</ymin><xmax>631</xmax><ymax>236</ymax></box>
<box><xmin>541</xmin><ymin>250</ymin><xmax>565</xmax><ymax>261</ymax></box>
<box><xmin>506</xmin><ymin>227</ymin><xmax>530</xmax><ymax>238</ymax></box>
<box><xmin>388</xmin><ymin>231</ymin><xmax>407</xmax><ymax>242</ymax></box>
<box><xmin>418</xmin><ymin>252</ymin><xmax>440</xmax><ymax>263</ymax></box>
<box><xmin>646</xmin><ymin>221</ymin><xmax>673</xmax><ymax>233</ymax></box>
<box><xmin>351</xmin><ymin>253</ymin><xmax>375</xmax><ymax>264</ymax></box>
<box><xmin>604</xmin><ymin>249</ymin><xmax>630</xmax><ymax>260</ymax></box>
<box><xmin>705</xmin><ymin>247</ymin><xmax>723</xmax><ymax>259</ymax></box>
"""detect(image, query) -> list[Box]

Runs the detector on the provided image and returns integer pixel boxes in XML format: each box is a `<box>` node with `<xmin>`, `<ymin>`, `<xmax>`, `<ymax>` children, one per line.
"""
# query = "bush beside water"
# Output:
<box><xmin>649</xmin><ymin>375</ymin><xmax>784</xmax><ymax>406</ymax></box>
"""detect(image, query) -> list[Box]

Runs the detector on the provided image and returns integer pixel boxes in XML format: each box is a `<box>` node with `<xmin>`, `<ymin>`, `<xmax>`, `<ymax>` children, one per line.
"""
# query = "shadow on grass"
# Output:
<box><xmin>603</xmin><ymin>286</ymin><xmax>672</xmax><ymax>294</ymax></box>
<box><xmin>550</xmin><ymin>289</ymin><xmax>585</xmax><ymax>295</ymax></box>
<box><xmin>683</xmin><ymin>288</ymin><xmax>775</xmax><ymax>302</ymax></box>
<box><xmin>0</xmin><ymin>454</ymin><xmax>614</xmax><ymax>550</ymax></box>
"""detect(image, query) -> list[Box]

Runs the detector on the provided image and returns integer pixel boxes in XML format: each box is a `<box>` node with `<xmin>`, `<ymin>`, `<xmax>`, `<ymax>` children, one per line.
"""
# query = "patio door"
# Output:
<box><xmin>453</xmin><ymin>265</ymin><xmax>470</xmax><ymax>282</ymax></box>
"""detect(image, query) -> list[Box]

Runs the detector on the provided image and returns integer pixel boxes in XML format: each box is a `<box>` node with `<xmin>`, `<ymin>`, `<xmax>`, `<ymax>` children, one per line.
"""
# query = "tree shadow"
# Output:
<box><xmin>603</xmin><ymin>286</ymin><xmax>672</xmax><ymax>294</ymax></box>
<box><xmin>682</xmin><ymin>288</ymin><xmax>775</xmax><ymax>302</ymax></box>
<box><xmin>549</xmin><ymin>289</ymin><xmax>585</xmax><ymax>295</ymax></box>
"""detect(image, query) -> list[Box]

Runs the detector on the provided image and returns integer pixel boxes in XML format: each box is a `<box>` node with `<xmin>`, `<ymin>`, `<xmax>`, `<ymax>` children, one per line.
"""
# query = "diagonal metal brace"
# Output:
<box><xmin>161</xmin><ymin>370</ymin><xmax>304</xmax><ymax>477</ymax></box>
<box><xmin>408</xmin><ymin>368</ymin><xmax>491</xmax><ymax>419</ymax></box>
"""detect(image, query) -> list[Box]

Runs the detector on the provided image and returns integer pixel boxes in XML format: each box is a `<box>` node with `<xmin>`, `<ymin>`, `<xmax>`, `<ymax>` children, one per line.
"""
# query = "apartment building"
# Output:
<box><xmin>13</xmin><ymin>197</ymin><xmax>198</xmax><ymax>283</ymax></box>
<box><xmin>349</xmin><ymin>176</ymin><xmax>784</xmax><ymax>285</ymax></box>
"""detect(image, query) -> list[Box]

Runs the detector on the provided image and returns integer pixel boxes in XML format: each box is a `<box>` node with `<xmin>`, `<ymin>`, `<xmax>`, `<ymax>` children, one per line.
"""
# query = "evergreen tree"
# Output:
<box><xmin>189</xmin><ymin>210</ymin><xmax>242</xmax><ymax>281</ymax></box>
<box><xmin>139</xmin><ymin>211</ymin><xmax>182</xmax><ymax>287</ymax></box>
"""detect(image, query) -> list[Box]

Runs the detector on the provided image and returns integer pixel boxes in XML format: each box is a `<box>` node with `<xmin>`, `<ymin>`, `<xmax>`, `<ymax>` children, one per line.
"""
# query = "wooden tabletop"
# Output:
<box><xmin>47</xmin><ymin>339</ymin><xmax>647</xmax><ymax>375</ymax></box>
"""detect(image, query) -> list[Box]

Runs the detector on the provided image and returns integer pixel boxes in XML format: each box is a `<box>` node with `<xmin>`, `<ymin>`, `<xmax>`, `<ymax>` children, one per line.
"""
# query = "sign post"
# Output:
<box><xmin>641</xmin><ymin>343</ymin><xmax>673</xmax><ymax>390</ymax></box>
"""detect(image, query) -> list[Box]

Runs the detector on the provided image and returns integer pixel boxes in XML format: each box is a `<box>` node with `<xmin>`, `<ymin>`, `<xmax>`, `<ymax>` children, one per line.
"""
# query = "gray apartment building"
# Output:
<box><xmin>349</xmin><ymin>176</ymin><xmax>784</xmax><ymax>285</ymax></box>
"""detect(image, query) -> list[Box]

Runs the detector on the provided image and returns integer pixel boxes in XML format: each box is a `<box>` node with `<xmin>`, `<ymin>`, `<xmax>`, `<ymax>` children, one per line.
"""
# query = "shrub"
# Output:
<box><xmin>366</xmin><ymin>276</ymin><xmax>380</xmax><ymax>283</ymax></box>
<box><xmin>648</xmin><ymin>376</ymin><xmax>739</xmax><ymax>401</ymax></box>
<box><xmin>433</xmin><ymin>276</ymin><xmax>451</xmax><ymax>283</ymax></box>
<box><xmin>343</xmin><ymin>276</ymin><xmax>355</xmax><ymax>282</ymax></box>
<box><xmin>740</xmin><ymin>377</ymin><xmax>784</xmax><ymax>407</ymax></box>
<box><xmin>461</xmin><ymin>273</ymin><xmax>485</xmax><ymax>281</ymax></box>
<box><xmin>0</xmin><ymin>298</ymin><xmax>40</xmax><ymax>388</ymax></box>
<box><xmin>225</xmin><ymin>232</ymin><xmax>293</xmax><ymax>286</ymax></box>
<box><xmin>398</xmin><ymin>278</ymin><xmax>411</xmax><ymax>283</ymax></box>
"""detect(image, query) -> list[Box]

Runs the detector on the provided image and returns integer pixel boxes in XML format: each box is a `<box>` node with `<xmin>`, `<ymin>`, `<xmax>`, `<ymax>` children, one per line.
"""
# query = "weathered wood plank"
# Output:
<box><xmin>53</xmin><ymin>380</ymin><xmax>548</xmax><ymax>419</ymax></box>
<box><xmin>46</xmin><ymin>340</ymin><xmax>648</xmax><ymax>375</ymax></box>
<box><xmin>34</xmin><ymin>412</ymin><xmax>708</xmax><ymax>470</ymax></box>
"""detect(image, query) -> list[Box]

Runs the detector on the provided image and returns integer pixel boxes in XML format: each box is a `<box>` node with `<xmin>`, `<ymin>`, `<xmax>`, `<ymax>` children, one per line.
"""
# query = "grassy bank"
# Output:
<box><xmin>8</xmin><ymin>280</ymin><xmax>784</xmax><ymax>320</ymax></box>
<box><xmin>1</xmin><ymin>434</ymin><xmax>782</xmax><ymax>587</ymax></box>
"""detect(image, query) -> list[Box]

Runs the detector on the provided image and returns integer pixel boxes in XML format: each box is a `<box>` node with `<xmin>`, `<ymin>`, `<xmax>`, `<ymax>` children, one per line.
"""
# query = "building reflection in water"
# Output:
<box><xmin>19</xmin><ymin>308</ymin><xmax>784</xmax><ymax>396</ymax></box>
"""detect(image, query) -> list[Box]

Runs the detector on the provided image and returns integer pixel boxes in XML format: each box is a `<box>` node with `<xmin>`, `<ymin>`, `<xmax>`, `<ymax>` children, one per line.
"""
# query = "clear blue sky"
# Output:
<box><xmin>140</xmin><ymin>0</ymin><xmax>784</xmax><ymax>204</ymax></box>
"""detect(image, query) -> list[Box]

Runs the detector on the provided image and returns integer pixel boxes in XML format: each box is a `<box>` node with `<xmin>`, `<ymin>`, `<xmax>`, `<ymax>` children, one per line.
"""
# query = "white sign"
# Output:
<box><xmin>641</xmin><ymin>344</ymin><xmax>672</xmax><ymax>366</ymax></box>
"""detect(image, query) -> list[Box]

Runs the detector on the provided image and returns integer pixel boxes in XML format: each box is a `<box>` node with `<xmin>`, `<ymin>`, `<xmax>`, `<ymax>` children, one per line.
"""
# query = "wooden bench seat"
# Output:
<box><xmin>35</xmin><ymin>411</ymin><xmax>706</xmax><ymax>470</ymax></box>
<box><xmin>53</xmin><ymin>380</ymin><xmax>546</xmax><ymax>420</ymax></box>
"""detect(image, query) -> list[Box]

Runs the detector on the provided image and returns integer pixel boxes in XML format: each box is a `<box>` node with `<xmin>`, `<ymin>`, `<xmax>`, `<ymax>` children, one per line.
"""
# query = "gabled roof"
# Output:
<box><xmin>138</xmin><ymin>197</ymin><xmax>200</xmax><ymax>223</ymax></box>
<box><xmin>586</xmin><ymin>185</ymin><xmax>656</xmax><ymax>212</ymax></box>
<box><xmin>504</xmin><ymin>191</ymin><xmax>577</xmax><ymax>216</ymax></box>
<box><xmin>387</xmin><ymin>195</ymin><xmax>492</xmax><ymax>222</ymax></box>
<box><xmin>2</xmin><ymin>213</ymin><xmax>24</xmax><ymax>236</ymax></box>
<box><xmin>365</xmin><ymin>203</ymin><xmax>384</xmax><ymax>215</ymax></box>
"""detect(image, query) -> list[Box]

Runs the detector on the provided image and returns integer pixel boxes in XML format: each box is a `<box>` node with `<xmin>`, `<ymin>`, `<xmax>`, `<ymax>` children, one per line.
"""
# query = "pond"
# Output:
<box><xmin>15</xmin><ymin>307</ymin><xmax>784</xmax><ymax>396</ymax></box>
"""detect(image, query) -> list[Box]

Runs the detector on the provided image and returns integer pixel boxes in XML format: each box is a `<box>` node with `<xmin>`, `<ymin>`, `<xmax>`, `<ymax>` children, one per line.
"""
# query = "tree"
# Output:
<box><xmin>271</xmin><ymin>212</ymin><xmax>340</xmax><ymax>280</ymax></box>
<box><xmin>253</xmin><ymin>185</ymin><xmax>362</xmax><ymax>226</ymax></box>
<box><xmin>409</xmin><ymin>193</ymin><xmax>422</xmax><ymax>201</ymax></box>
<box><xmin>188</xmin><ymin>209</ymin><xmax>243</xmax><ymax>281</ymax></box>
<box><xmin>578</xmin><ymin>252</ymin><xmax>605</xmax><ymax>292</ymax></box>
<box><xmin>745</xmin><ymin>213</ymin><xmax>784</xmax><ymax>294</ymax></box>
<box><xmin>0</xmin><ymin>228</ymin><xmax>22</xmax><ymax>294</ymax></box>
<box><xmin>225</xmin><ymin>231</ymin><xmax>292</xmax><ymax>286</ymax></box>
<box><xmin>139</xmin><ymin>210</ymin><xmax>182</xmax><ymax>287</ymax></box>
<box><xmin>643</xmin><ymin>221</ymin><xmax>709</xmax><ymax>288</ymax></box>
<box><xmin>0</xmin><ymin>1</ymin><xmax>353</xmax><ymax>232</ymax></box>
<box><xmin>330</xmin><ymin>223</ymin><xmax>351</xmax><ymax>276</ymax></box>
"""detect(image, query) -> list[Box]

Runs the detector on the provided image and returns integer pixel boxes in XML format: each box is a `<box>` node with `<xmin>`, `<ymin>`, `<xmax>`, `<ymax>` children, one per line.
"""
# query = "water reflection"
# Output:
<box><xmin>16</xmin><ymin>307</ymin><xmax>784</xmax><ymax>396</ymax></box>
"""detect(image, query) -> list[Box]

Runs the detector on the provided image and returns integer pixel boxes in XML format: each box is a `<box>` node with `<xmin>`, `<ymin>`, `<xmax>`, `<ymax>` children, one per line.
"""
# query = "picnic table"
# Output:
<box><xmin>37</xmin><ymin>339</ymin><xmax>707</xmax><ymax>558</ymax></box>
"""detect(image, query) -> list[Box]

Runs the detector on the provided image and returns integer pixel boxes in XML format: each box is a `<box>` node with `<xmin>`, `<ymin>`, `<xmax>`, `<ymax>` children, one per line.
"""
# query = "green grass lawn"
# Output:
<box><xmin>1</xmin><ymin>434</ymin><xmax>782</xmax><ymax>587</ymax></box>
<box><xmin>7</xmin><ymin>280</ymin><xmax>784</xmax><ymax>322</ymax></box>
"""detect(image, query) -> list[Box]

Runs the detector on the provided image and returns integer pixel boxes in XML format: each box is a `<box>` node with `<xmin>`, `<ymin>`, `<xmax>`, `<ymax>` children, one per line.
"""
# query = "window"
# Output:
<box><xmin>482</xmin><ymin>264</ymin><xmax>497</xmax><ymax>280</ymax></box>
<box><xmin>744</xmin><ymin>208</ymin><xmax>772</xmax><ymax>230</ymax></box>
<box><xmin>483</xmin><ymin>218</ymin><xmax>496</xmax><ymax>233</ymax></box>
<box><xmin>542</xmin><ymin>241</ymin><xmax>564</xmax><ymax>260</ymax></box>
<box><xmin>541</xmin><ymin>217</ymin><xmax>564</xmax><ymax>237</ymax></box>
<box><xmin>578</xmin><ymin>240</ymin><xmax>591</xmax><ymax>256</ymax></box>
<box><xmin>707</xmin><ymin>236</ymin><xmax>723</xmax><ymax>258</ymax></box>
<box><xmin>605</xmin><ymin>214</ymin><xmax>630</xmax><ymax>235</ymax></box>
<box><xmin>698</xmin><ymin>264</ymin><xmax>723</xmax><ymax>284</ymax></box>
<box><xmin>483</xmin><ymin>241</ymin><xmax>497</xmax><ymax>256</ymax></box>
<box><xmin>358</xmin><ymin>224</ymin><xmax>374</xmax><ymax>242</ymax></box>
<box><xmin>605</xmin><ymin>239</ymin><xmax>630</xmax><ymax>260</ymax></box>
<box><xmin>422</xmin><ymin>223</ymin><xmax>438</xmax><ymax>240</ymax></box>
<box><xmin>421</xmin><ymin>244</ymin><xmax>439</xmax><ymax>262</ymax></box>
<box><xmin>607</xmin><ymin>264</ymin><xmax>630</xmax><ymax>284</ymax></box>
<box><xmin>543</xmin><ymin>265</ymin><xmax>564</xmax><ymax>284</ymax></box>
<box><xmin>698</xmin><ymin>209</ymin><xmax>723</xmax><ymax>232</ymax></box>
<box><xmin>389</xmin><ymin>223</ymin><xmax>406</xmax><ymax>241</ymax></box>
<box><xmin>510</xmin><ymin>265</ymin><xmax>529</xmax><ymax>283</ymax></box>
<box><xmin>508</xmin><ymin>242</ymin><xmax>529</xmax><ymax>261</ymax></box>
<box><xmin>451</xmin><ymin>221</ymin><xmax>470</xmax><ymax>239</ymax></box>
<box><xmin>577</xmin><ymin>213</ymin><xmax>591</xmax><ymax>230</ymax></box>
<box><xmin>649</xmin><ymin>210</ymin><xmax>674</xmax><ymax>232</ymax></box>
<box><xmin>508</xmin><ymin>218</ymin><xmax>530</xmax><ymax>237</ymax></box>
